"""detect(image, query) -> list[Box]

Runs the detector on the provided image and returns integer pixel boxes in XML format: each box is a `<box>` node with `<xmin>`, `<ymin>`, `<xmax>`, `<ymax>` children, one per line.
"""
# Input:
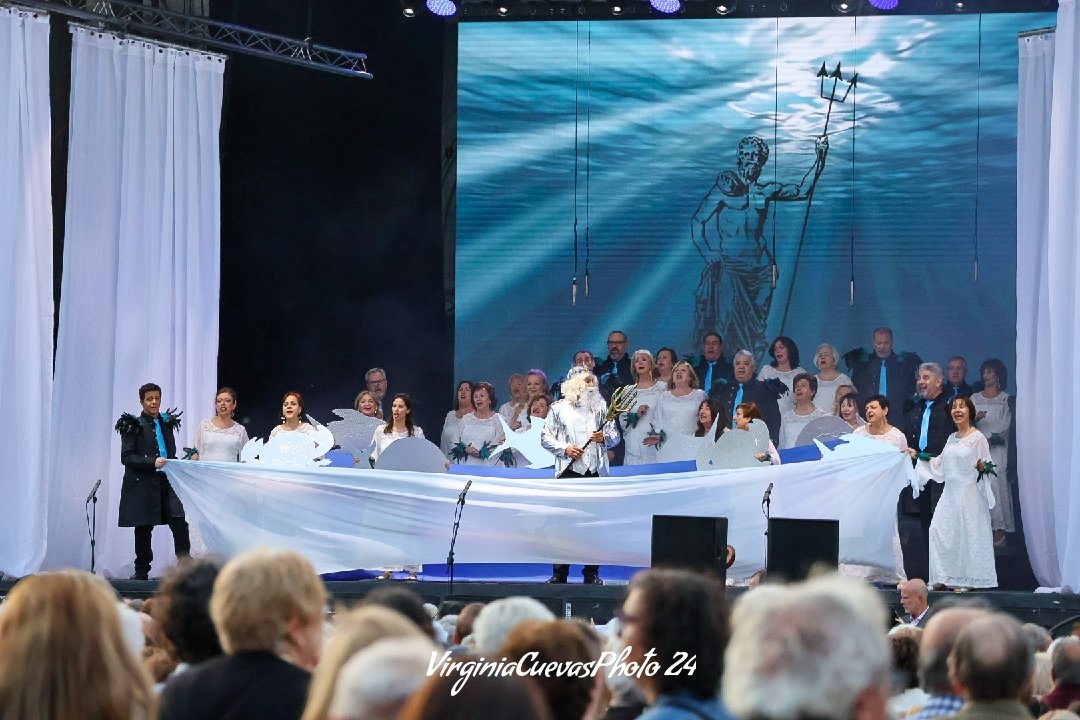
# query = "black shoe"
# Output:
<box><xmin>546</xmin><ymin>575</ymin><xmax>568</xmax><ymax>584</ymax></box>
<box><xmin>583</xmin><ymin>576</ymin><xmax>604</xmax><ymax>585</ymax></box>
<box><xmin>130</xmin><ymin>571</ymin><xmax>149</xmax><ymax>581</ymax></box>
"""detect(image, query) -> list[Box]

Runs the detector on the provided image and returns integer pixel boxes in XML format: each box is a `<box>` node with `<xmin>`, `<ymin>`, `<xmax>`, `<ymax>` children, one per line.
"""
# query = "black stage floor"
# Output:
<box><xmin>3</xmin><ymin>578</ymin><xmax>1077</xmax><ymax>634</ymax></box>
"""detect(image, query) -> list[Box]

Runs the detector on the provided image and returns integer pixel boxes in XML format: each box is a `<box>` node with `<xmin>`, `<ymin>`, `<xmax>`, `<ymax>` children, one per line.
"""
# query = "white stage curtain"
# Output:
<box><xmin>1016</xmin><ymin>1</ymin><xmax>1080</xmax><ymax>593</ymax></box>
<box><xmin>45</xmin><ymin>27</ymin><xmax>225</xmax><ymax>578</ymax></box>
<box><xmin>164</xmin><ymin>441</ymin><xmax>912</xmax><ymax>580</ymax></box>
<box><xmin>0</xmin><ymin>7</ymin><xmax>52</xmax><ymax>577</ymax></box>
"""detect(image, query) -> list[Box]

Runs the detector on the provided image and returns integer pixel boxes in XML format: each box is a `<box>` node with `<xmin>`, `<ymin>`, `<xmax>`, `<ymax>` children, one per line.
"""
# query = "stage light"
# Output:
<box><xmin>715</xmin><ymin>2</ymin><xmax>737</xmax><ymax>15</ymax></box>
<box><xmin>953</xmin><ymin>0</ymin><xmax>964</xmax><ymax>8</ymax></box>
<box><xmin>832</xmin><ymin>1</ymin><xmax>851</xmax><ymax>12</ymax></box>
<box><xmin>426</xmin><ymin>0</ymin><xmax>458</xmax><ymax>17</ymax></box>
<box><xmin>649</xmin><ymin>0</ymin><xmax>683</xmax><ymax>13</ymax></box>
<box><xmin>401</xmin><ymin>0</ymin><xmax>418</xmax><ymax>17</ymax></box>
<box><xmin>869</xmin><ymin>0</ymin><xmax>899</xmax><ymax>8</ymax></box>
<box><xmin>609</xmin><ymin>0</ymin><xmax>625</xmax><ymax>14</ymax></box>
<box><xmin>496</xmin><ymin>2</ymin><xmax>510</xmax><ymax>15</ymax></box>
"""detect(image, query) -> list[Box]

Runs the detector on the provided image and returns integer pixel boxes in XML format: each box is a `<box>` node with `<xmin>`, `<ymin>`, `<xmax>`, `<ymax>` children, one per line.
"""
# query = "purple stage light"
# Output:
<box><xmin>649</xmin><ymin>0</ymin><xmax>683</xmax><ymax>13</ymax></box>
<box><xmin>868</xmin><ymin>0</ymin><xmax>900</xmax><ymax>9</ymax></box>
<box><xmin>426</xmin><ymin>0</ymin><xmax>458</xmax><ymax>16</ymax></box>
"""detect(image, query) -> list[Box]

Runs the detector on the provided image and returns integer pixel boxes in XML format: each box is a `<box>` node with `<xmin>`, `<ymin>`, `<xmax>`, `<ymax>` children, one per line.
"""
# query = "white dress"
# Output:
<box><xmin>971</xmin><ymin>391</ymin><xmax>1014</xmax><ymax>533</ymax></box>
<box><xmin>655</xmin><ymin>389</ymin><xmax>707</xmax><ymax>439</ymax></box>
<box><xmin>499</xmin><ymin>399</ymin><xmax>529</xmax><ymax>429</ymax></box>
<box><xmin>191</xmin><ymin>419</ymin><xmax>249</xmax><ymax>461</ymax></box>
<box><xmin>440</xmin><ymin>410</ymin><xmax>468</xmax><ymax>457</ymax></box>
<box><xmin>847</xmin><ymin>424</ymin><xmax>909</xmax><ymax>583</ymax></box>
<box><xmin>622</xmin><ymin>381</ymin><xmax>667</xmax><ymax>466</ymax></box>
<box><xmin>454</xmin><ymin>412</ymin><xmax>504</xmax><ymax>466</ymax></box>
<box><xmin>814</xmin><ymin>372</ymin><xmax>853</xmax><ymax>415</ymax></box>
<box><xmin>269</xmin><ymin>422</ymin><xmax>314</xmax><ymax>438</ymax></box>
<box><xmin>370</xmin><ymin>426</ymin><xmax>425</xmax><ymax>462</ymax></box>
<box><xmin>916</xmin><ymin>431</ymin><xmax>997</xmax><ymax>588</ymax></box>
<box><xmin>778</xmin><ymin>405</ymin><xmax>827</xmax><ymax>449</ymax></box>
<box><xmin>757</xmin><ymin>365</ymin><xmax>805</xmax><ymax>413</ymax></box>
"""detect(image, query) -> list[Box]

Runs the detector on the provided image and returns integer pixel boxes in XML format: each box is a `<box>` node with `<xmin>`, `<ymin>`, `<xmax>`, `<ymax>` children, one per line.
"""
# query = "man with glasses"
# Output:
<box><xmin>365</xmin><ymin>367</ymin><xmax>388</xmax><ymax>420</ymax></box>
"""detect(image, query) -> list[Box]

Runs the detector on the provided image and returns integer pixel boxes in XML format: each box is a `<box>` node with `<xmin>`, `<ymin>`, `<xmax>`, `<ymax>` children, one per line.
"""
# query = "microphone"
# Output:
<box><xmin>86</xmin><ymin>478</ymin><xmax>102</xmax><ymax>504</ymax></box>
<box><xmin>762</xmin><ymin>482</ymin><xmax>774</xmax><ymax>505</ymax></box>
<box><xmin>458</xmin><ymin>479</ymin><xmax>473</xmax><ymax>504</ymax></box>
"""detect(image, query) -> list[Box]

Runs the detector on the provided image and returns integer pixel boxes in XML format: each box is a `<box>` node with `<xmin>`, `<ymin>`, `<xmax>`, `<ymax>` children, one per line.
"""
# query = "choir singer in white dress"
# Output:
<box><xmin>622</xmin><ymin>349</ymin><xmax>667</xmax><ymax>466</ymax></box>
<box><xmin>971</xmin><ymin>358</ymin><xmax>1014</xmax><ymax>545</ymax></box>
<box><xmin>190</xmin><ymin>387</ymin><xmax>249</xmax><ymax>462</ymax></box>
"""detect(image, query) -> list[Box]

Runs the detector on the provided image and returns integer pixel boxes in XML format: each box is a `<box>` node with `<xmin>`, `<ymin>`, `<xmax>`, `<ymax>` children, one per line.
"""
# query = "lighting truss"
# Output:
<box><xmin>4</xmin><ymin>0</ymin><xmax>372</xmax><ymax>78</ymax></box>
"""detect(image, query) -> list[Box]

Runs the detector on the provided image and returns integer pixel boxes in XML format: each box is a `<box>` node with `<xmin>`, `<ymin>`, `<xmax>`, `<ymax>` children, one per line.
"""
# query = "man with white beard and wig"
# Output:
<box><xmin>541</xmin><ymin>364</ymin><xmax>621</xmax><ymax>585</ymax></box>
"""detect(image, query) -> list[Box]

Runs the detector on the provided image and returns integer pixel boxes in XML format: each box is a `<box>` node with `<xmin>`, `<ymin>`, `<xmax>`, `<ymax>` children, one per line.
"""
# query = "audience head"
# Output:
<box><xmin>1022</xmin><ymin>623</ymin><xmax>1053</xmax><ymax>655</ymax></box>
<box><xmin>359</xmin><ymin>586</ymin><xmax>436</xmax><ymax>640</ymax></box>
<box><xmin>891</xmin><ymin>634</ymin><xmax>921</xmax><ymax>693</ymax></box>
<box><xmin>917</xmin><ymin>606</ymin><xmax>989</xmax><ymax>694</ymax></box>
<box><xmin>0</xmin><ymin>570</ymin><xmax>155</xmax><ymax>720</ymax></box>
<box><xmin>502</xmin><ymin>620</ymin><xmax>602</xmax><ymax>720</ymax></box>
<box><xmin>702</xmin><ymin>331</ymin><xmax>724</xmax><ymax>361</ymax></box>
<box><xmin>453</xmin><ymin>602</ymin><xmax>485</xmax><ymax>645</ymax></box>
<box><xmin>302</xmin><ymin>606</ymin><xmax>428</xmax><ymax>720</ymax></box>
<box><xmin>152</xmin><ymin>557</ymin><xmax>224</xmax><ymax>665</ymax></box>
<box><xmin>1051</xmin><ymin>636</ymin><xmax>1080</xmax><ymax>685</ymax></box>
<box><xmin>327</xmin><ymin>636</ymin><xmax>437</xmax><ymax>720</ymax></box>
<box><xmin>601</xmin><ymin>618</ymin><xmax>648</xmax><ymax>710</ymax></box>
<box><xmin>873</xmin><ymin>327</ymin><xmax>894</xmax><ymax>358</ymax></box>
<box><xmin>210</xmin><ymin>548</ymin><xmax>325</xmax><ymax>670</ymax></box>
<box><xmin>769</xmin><ymin>336</ymin><xmax>800</xmax><ymax>369</ymax></box>
<box><xmin>898</xmin><ymin>579</ymin><xmax>929</xmax><ymax>619</ymax></box>
<box><xmin>397</xmin><ymin>665</ymin><xmax>553</xmax><ymax>720</ymax></box>
<box><xmin>723</xmin><ymin>573</ymin><xmax>891</xmax><ymax>720</ymax></box>
<box><xmin>607</xmin><ymin>331</ymin><xmax>629</xmax><ymax>361</ymax></box>
<box><xmin>947</xmin><ymin>356</ymin><xmax>968</xmax><ymax>385</ymax></box>
<box><xmin>980</xmin><ymin>358</ymin><xmax>1009</xmax><ymax>392</ymax></box>
<box><xmin>622</xmin><ymin>568</ymin><xmax>730</xmax><ymax>702</ymax></box>
<box><xmin>948</xmin><ymin>612</ymin><xmax>1031</xmax><ymax>702</ymax></box>
<box><xmin>472</xmin><ymin>597</ymin><xmax>556</xmax><ymax>654</ymax></box>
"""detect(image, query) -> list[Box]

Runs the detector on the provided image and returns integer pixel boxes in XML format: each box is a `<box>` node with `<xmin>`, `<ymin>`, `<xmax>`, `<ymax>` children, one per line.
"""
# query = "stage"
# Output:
<box><xmin>2</xmin><ymin>577</ymin><xmax>1076</xmax><ymax>635</ymax></box>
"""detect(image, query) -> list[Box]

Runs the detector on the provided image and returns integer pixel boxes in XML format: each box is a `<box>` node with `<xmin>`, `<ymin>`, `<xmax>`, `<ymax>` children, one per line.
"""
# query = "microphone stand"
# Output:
<box><xmin>761</xmin><ymin>484</ymin><xmax>772</xmax><ymax>575</ymax></box>
<box><xmin>446</xmin><ymin>479</ymin><xmax>472</xmax><ymax>595</ymax></box>
<box><xmin>86</xmin><ymin>479</ymin><xmax>101</xmax><ymax>574</ymax></box>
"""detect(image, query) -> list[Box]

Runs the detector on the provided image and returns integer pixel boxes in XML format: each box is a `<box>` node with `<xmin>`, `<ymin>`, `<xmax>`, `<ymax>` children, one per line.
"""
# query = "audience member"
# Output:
<box><xmin>912</xmin><ymin>606</ymin><xmax>989</xmax><ymax>720</ymax></box>
<box><xmin>0</xmin><ymin>570</ymin><xmax>156</xmax><ymax>720</ymax></box>
<box><xmin>502</xmin><ymin>619</ymin><xmax>603</xmax><ymax>720</ymax></box>
<box><xmin>598</xmin><ymin>618</ymin><xmax>648</xmax><ymax>720</ymax></box>
<box><xmin>397</xmin><ymin>666</ymin><xmax>553</xmax><ymax>720</ymax></box>
<box><xmin>1043</xmin><ymin>637</ymin><xmax>1080</xmax><ymax>711</ymax></box>
<box><xmin>947</xmin><ymin>613</ymin><xmax>1033</xmax><ymax>720</ymax></box>
<box><xmin>453</xmin><ymin>602</ymin><xmax>485</xmax><ymax>646</ymax></box>
<box><xmin>326</xmin><ymin>636</ymin><xmax>437</xmax><ymax>720</ymax></box>
<box><xmin>359</xmin><ymin>586</ymin><xmax>438</xmax><ymax>640</ymax></box>
<box><xmin>472</xmin><ymin>596</ymin><xmax>556</xmax><ymax>654</ymax></box>
<box><xmin>724</xmin><ymin>573</ymin><xmax>890</xmax><ymax>720</ymax></box>
<box><xmin>152</xmin><ymin>557</ymin><xmax>224</xmax><ymax>681</ymax></box>
<box><xmin>889</xmin><ymin>633</ymin><xmax>928</xmax><ymax>720</ymax></box>
<box><xmin>899</xmin><ymin>579</ymin><xmax>932</xmax><ymax>628</ymax></box>
<box><xmin>159</xmin><ymin>548</ymin><xmax>326</xmax><ymax>720</ymax></box>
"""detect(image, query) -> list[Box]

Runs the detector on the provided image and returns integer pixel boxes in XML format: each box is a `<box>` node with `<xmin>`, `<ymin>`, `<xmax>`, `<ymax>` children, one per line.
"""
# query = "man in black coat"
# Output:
<box><xmin>116</xmin><ymin>382</ymin><xmax>190</xmax><ymax>580</ymax></box>
<box><xmin>712</xmin><ymin>349</ymin><xmax>784</xmax><ymax>445</ymax></box>
<box><xmin>595</xmin><ymin>329</ymin><xmax>635</xmax><ymax>398</ymax></box>
<box><xmin>849</xmin><ymin>327</ymin><xmax>921</xmax><ymax>436</ymax></box>
<box><xmin>693</xmin><ymin>330</ymin><xmax>734</xmax><ymax>397</ymax></box>
<box><xmin>903</xmin><ymin>363</ymin><xmax>954</xmax><ymax>582</ymax></box>
<box><xmin>943</xmin><ymin>356</ymin><xmax>975</xmax><ymax>402</ymax></box>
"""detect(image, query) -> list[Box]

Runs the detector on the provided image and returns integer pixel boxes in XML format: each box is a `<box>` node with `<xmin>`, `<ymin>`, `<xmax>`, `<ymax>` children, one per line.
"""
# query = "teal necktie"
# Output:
<box><xmin>704</xmin><ymin>361</ymin><xmax>715</xmax><ymax>391</ymax></box>
<box><xmin>919</xmin><ymin>401</ymin><xmax>932</xmax><ymax>451</ymax></box>
<box><xmin>153</xmin><ymin>417</ymin><xmax>168</xmax><ymax>460</ymax></box>
<box><xmin>732</xmin><ymin>384</ymin><xmax>744</xmax><ymax>428</ymax></box>
<box><xmin>878</xmin><ymin>360</ymin><xmax>887</xmax><ymax>396</ymax></box>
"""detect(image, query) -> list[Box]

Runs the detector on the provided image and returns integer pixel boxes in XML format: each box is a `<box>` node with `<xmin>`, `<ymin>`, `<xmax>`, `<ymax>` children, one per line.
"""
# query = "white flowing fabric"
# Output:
<box><xmin>0</xmin><ymin>8</ymin><xmax>52</xmax><ymax>576</ymax></box>
<box><xmin>164</xmin><ymin>440</ymin><xmax>911</xmax><ymax>580</ymax></box>
<box><xmin>1016</xmin><ymin>5</ymin><xmax>1080</xmax><ymax>592</ymax></box>
<box><xmin>44</xmin><ymin>27</ymin><xmax>225</xmax><ymax>578</ymax></box>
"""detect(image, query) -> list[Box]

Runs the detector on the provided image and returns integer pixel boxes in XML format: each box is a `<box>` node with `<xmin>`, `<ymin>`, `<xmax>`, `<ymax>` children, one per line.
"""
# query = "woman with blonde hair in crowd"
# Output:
<box><xmin>623</xmin><ymin>349</ymin><xmax>668</xmax><ymax>466</ymax></box>
<box><xmin>302</xmin><ymin>606</ymin><xmax>429</xmax><ymax>720</ymax></box>
<box><xmin>0</xmin><ymin>570</ymin><xmax>156</xmax><ymax>720</ymax></box>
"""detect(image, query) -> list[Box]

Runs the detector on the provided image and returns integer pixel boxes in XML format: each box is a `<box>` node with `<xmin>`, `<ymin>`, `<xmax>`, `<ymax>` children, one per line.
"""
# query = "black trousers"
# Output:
<box><xmin>552</xmin><ymin>468</ymin><xmax>600</xmax><ymax>581</ymax></box>
<box><xmin>134</xmin><ymin>478</ymin><xmax>191</xmax><ymax>574</ymax></box>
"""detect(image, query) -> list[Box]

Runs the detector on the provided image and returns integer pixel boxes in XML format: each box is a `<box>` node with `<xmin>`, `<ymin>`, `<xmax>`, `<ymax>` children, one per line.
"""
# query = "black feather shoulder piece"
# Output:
<box><xmin>762</xmin><ymin>378</ymin><xmax>789</xmax><ymax>398</ymax></box>
<box><xmin>161</xmin><ymin>408</ymin><xmax>183</xmax><ymax>431</ymax></box>
<box><xmin>842</xmin><ymin>347</ymin><xmax>868</xmax><ymax>372</ymax></box>
<box><xmin>115</xmin><ymin>413</ymin><xmax>142</xmax><ymax>436</ymax></box>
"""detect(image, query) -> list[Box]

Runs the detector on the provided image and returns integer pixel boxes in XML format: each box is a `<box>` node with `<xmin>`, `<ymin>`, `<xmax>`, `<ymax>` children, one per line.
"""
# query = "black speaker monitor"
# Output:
<box><xmin>651</xmin><ymin>515</ymin><xmax>728</xmax><ymax>582</ymax></box>
<box><xmin>766</xmin><ymin>517</ymin><xmax>839</xmax><ymax>582</ymax></box>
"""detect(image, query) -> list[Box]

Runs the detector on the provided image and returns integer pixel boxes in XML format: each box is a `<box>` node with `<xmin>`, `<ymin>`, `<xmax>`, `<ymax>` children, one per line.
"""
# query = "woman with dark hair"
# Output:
<box><xmin>456</xmin><ymin>381</ymin><xmax>505</xmax><ymax>466</ymax></box>
<box><xmin>971</xmin><ymin>358</ymin><xmax>1013</xmax><ymax>545</ymax></box>
<box><xmin>778</xmin><ymin>372</ymin><xmax>827</xmax><ymax>449</ymax></box>
<box><xmin>270</xmin><ymin>391</ymin><xmax>313</xmax><ymax>438</ymax></box>
<box><xmin>440</xmin><ymin>380</ymin><xmax>474</xmax><ymax>457</ymax></box>
<box><xmin>757</xmin><ymin>336</ymin><xmax>806</xmax><ymax>413</ymax></box>
<box><xmin>655</xmin><ymin>347</ymin><xmax>678</xmax><ymax>387</ymax></box>
<box><xmin>694</xmin><ymin>399</ymin><xmax>730</xmax><ymax>442</ymax></box>
<box><xmin>152</xmin><ymin>558</ymin><xmax>224</xmax><ymax>682</ymax></box>
<box><xmin>837</xmin><ymin>391</ymin><xmax>866</xmax><ymax>430</ymax></box>
<box><xmin>911</xmin><ymin>395</ymin><xmax>997</xmax><ymax>589</ymax></box>
<box><xmin>370</xmin><ymin>393</ymin><xmax>424</xmax><ymax>463</ymax></box>
<box><xmin>191</xmin><ymin>387</ymin><xmax>249</xmax><ymax>462</ymax></box>
<box><xmin>734</xmin><ymin>402</ymin><xmax>780</xmax><ymax>465</ymax></box>
<box><xmin>618</xmin><ymin>569</ymin><xmax>731</xmax><ymax>720</ymax></box>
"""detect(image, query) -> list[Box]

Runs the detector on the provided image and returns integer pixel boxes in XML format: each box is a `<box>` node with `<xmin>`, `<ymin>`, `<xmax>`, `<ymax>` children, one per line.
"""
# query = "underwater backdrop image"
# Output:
<box><xmin>455</xmin><ymin>13</ymin><xmax>1052</xmax><ymax>385</ymax></box>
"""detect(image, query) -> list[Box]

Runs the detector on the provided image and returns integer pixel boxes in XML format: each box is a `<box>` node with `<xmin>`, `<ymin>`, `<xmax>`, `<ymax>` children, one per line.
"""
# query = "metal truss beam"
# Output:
<box><xmin>5</xmin><ymin>0</ymin><xmax>372</xmax><ymax>78</ymax></box>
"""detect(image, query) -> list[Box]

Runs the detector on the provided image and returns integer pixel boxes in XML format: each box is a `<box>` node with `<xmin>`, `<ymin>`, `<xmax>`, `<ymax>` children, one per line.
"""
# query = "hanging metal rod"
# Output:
<box><xmin>1018</xmin><ymin>26</ymin><xmax>1055</xmax><ymax>38</ymax></box>
<box><xmin>3</xmin><ymin>0</ymin><xmax>373</xmax><ymax>78</ymax></box>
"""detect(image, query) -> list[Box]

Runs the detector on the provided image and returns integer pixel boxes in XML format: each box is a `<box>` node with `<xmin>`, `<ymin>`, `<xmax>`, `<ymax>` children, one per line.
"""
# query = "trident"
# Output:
<box><xmin>776</xmin><ymin>61</ymin><xmax>857</xmax><ymax>335</ymax></box>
